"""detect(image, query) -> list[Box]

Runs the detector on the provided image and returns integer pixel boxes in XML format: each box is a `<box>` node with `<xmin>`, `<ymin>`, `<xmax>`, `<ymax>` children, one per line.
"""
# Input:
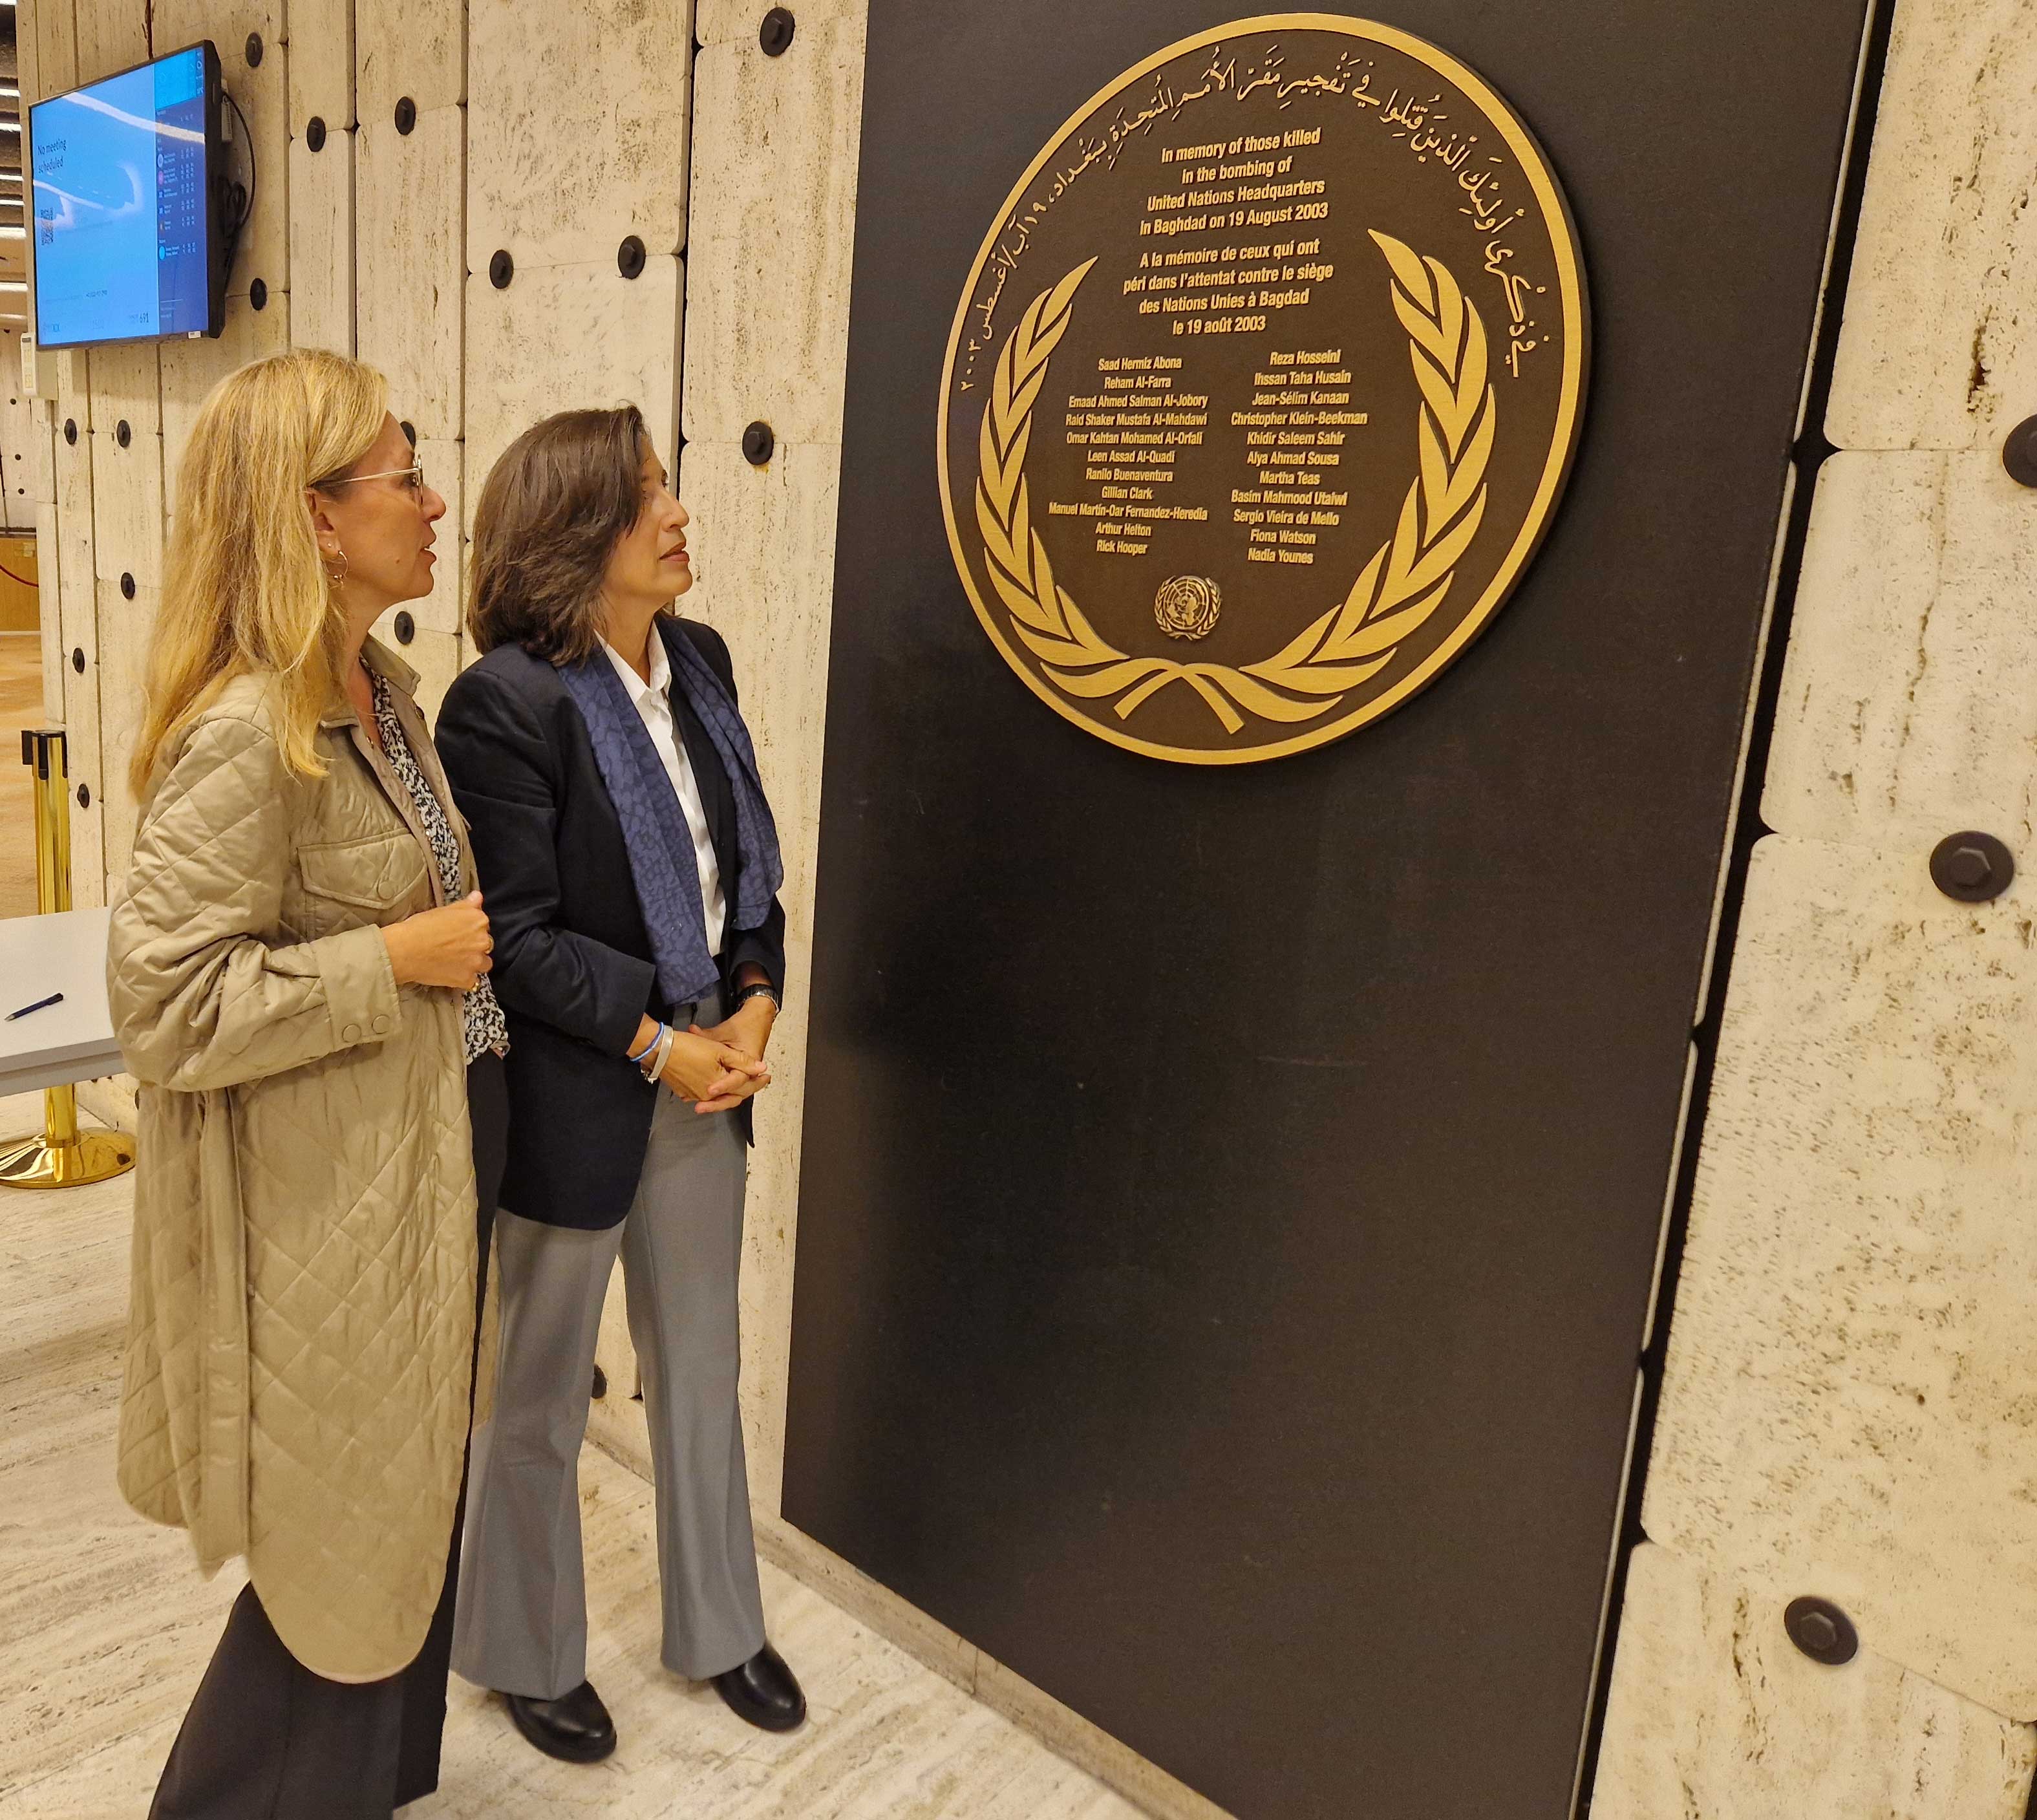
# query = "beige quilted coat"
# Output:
<box><xmin>110</xmin><ymin>639</ymin><xmax>491</xmax><ymax>1683</ymax></box>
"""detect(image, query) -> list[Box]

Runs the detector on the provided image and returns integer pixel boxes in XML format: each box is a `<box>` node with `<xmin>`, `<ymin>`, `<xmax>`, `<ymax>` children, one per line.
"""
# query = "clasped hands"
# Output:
<box><xmin>638</xmin><ymin>996</ymin><xmax>776</xmax><ymax>1116</ymax></box>
<box><xmin>382</xmin><ymin>897</ymin><xmax>775</xmax><ymax>1117</ymax></box>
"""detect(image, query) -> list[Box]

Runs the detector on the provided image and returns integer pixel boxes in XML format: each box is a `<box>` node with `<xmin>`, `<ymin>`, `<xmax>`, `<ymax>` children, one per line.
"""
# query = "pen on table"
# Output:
<box><xmin>5</xmin><ymin>992</ymin><xmax>64</xmax><ymax>1021</ymax></box>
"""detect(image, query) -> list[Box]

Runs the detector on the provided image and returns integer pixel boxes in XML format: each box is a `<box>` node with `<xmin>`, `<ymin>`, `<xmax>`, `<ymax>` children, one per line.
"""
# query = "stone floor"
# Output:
<box><xmin>0</xmin><ymin>632</ymin><xmax>43</xmax><ymax>919</ymax></box>
<box><xmin>0</xmin><ymin>1089</ymin><xmax>1144</xmax><ymax>1819</ymax></box>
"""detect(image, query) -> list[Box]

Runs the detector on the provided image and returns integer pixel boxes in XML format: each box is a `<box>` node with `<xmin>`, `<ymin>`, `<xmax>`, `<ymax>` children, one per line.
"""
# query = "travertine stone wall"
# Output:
<box><xmin>356</xmin><ymin>105</ymin><xmax>464</xmax><ymax>441</ymax></box>
<box><xmin>465</xmin><ymin>0</ymin><xmax>691</xmax><ymax>275</ymax></box>
<box><xmin>1596</xmin><ymin>1545</ymin><xmax>2036</xmax><ymax>1816</ymax></box>
<box><xmin>677</xmin><ymin>0</ymin><xmax>864</xmax><ymax>1509</ymax></box>
<box><xmin>288</xmin><ymin>0</ymin><xmax>356</xmax><ymax>358</ymax></box>
<box><xmin>1824</xmin><ymin>1</ymin><xmax>2037</xmax><ymax>450</ymax></box>
<box><xmin>356</xmin><ymin>0</ymin><xmax>465</xmax><ymax>716</ymax></box>
<box><xmin>1594</xmin><ymin>1</ymin><xmax>2037</xmax><ymax>1809</ymax></box>
<box><xmin>356</xmin><ymin>0</ymin><xmax>460</xmax><ymax>123</ymax></box>
<box><xmin>1648</xmin><ymin>840</ymin><xmax>2037</xmax><ymax>1708</ymax></box>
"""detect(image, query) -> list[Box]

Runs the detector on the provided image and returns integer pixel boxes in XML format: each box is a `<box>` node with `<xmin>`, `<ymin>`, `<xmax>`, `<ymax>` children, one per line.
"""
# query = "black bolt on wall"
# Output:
<box><xmin>306</xmin><ymin>116</ymin><xmax>327</xmax><ymax>153</ymax></box>
<box><xmin>2003</xmin><ymin>416</ymin><xmax>2037</xmax><ymax>487</ymax></box>
<box><xmin>63</xmin><ymin>420</ymin><xmax>76</xmax><ymax>446</ymax></box>
<box><xmin>120</xmin><ymin>573</ymin><xmax>135</xmax><ymax>600</ymax></box>
<box><xmin>1783</xmin><ymin>1596</ymin><xmax>1859</xmax><ymax>1666</ymax></box>
<box><xmin>394</xmin><ymin>611</ymin><xmax>416</xmax><ymax>645</ymax></box>
<box><xmin>250</xmin><ymin>279</ymin><xmax>269</xmax><ymax>310</ymax></box>
<box><xmin>244</xmin><ymin>32</ymin><xmax>263</xmax><ymax>65</ymax></box>
<box><xmin>618</xmin><ymin>235</ymin><xmax>647</xmax><ymax>279</ymax></box>
<box><xmin>1930</xmin><ymin>830</ymin><xmax>2014</xmax><ymax>903</ymax></box>
<box><xmin>741</xmin><ymin>421</ymin><xmax>775</xmax><ymax>466</ymax></box>
<box><xmin>395</xmin><ymin>96</ymin><xmax>418</xmax><ymax>134</ymax></box>
<box><xmin>761</xmin><ymin>6</ymin><xmax>796</xmax><ymax>54</ymax></box>
<box><xmin>489</xmin><ymin>250</ymin><xmax>514</xmax><ymax>290</ymax></box>
<box><xmin>114</xmin><ymin>419</ymin><xmax>131</xmax><ymax>449</ymax></box>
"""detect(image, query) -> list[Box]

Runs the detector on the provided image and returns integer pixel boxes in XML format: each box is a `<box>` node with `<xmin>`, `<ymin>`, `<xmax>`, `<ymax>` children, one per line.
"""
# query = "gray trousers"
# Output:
<box><xmin>450</xmin><ymin>1064</ymin><xmax>766</xmax><ymax>1696</ymax></box>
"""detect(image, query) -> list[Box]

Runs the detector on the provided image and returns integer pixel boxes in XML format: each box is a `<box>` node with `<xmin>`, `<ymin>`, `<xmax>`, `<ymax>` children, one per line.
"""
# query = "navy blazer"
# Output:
<box><xmin>434</xmin><ymin>615</ymin><xmax>787</xmax><ymax>1230</ymax></box>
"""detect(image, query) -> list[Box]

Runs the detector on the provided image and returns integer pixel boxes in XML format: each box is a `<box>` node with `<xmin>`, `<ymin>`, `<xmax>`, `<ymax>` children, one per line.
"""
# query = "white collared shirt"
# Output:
<box><xmin>601</xmin><ymin>632</ymin><xmax>726</xmax><ymax>957</ymax></box>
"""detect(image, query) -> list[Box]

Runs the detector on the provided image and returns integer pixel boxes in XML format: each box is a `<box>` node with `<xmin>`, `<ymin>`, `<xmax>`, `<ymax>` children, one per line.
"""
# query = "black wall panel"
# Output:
<box><xmin>782</xmin><ymin>5</ymin><xmax>1870</xmax><ymax>1814</ymax></box>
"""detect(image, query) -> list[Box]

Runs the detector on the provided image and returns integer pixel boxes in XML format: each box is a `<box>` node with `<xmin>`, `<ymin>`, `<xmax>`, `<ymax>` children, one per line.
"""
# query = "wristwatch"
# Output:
<box><xmin>734</xmin><ymin>981</ymin><xmax>780</xmax><ymax>1012</ymax></box>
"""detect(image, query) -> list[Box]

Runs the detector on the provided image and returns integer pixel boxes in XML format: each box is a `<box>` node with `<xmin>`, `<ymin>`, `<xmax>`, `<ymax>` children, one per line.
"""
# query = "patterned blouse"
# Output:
<box><xmin>371</xmin><ymin>672</ymin><xmax>509</xmax><ymax>1064</ymax></box>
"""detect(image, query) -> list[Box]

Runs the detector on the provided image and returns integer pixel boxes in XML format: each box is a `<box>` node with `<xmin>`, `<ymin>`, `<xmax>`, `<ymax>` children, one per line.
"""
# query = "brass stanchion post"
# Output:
<box><xmin>0</xmin><ymin>727</ymin><xmax>135</xmax><ymax>1188</ymax></box>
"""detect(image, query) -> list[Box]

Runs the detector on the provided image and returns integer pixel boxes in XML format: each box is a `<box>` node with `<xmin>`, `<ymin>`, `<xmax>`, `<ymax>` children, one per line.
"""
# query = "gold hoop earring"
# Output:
<box><xmin>325</xmin><ymin>549</ymin><xmax>350</xmax><ymax>588</ymax></box>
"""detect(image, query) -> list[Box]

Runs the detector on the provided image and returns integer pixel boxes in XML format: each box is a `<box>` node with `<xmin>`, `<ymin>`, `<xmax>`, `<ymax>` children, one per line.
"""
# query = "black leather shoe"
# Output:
<box><xmin>712</xmin><ymin>1642</ymin><xmax>807</xmax><ymax>1732</ymax></box>
<box><xmin>503</xmin><ymin>1681</ymin><xmax>617</xmax><ymax>1763</ymax></box>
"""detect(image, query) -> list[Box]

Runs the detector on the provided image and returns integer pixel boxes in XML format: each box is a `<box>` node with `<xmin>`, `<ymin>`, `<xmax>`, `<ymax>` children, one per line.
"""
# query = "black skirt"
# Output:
<box><xmin>148</xmin><ymin>1052</ymin><xmax>508</xmax><ymax>1819</ymax></box>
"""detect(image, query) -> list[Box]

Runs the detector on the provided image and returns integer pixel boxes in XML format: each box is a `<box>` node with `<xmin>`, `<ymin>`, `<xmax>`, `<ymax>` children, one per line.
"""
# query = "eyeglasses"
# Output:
<box><xmin>319</xmin><ymin>458</ymin><xmax>427</xmax><ymax>500</ymax></box>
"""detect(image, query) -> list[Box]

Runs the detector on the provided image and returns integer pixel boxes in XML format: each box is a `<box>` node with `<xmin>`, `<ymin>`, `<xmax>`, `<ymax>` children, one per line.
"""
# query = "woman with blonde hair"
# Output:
<box><xmin>111</xmin><ymin>348</ymin><xmax>504</xmax><ymax>1817</ymax></box>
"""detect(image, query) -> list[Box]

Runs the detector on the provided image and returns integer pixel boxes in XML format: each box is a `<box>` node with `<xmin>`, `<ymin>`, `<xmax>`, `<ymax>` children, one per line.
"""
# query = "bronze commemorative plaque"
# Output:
<box><xmin>938</xmin><ymin>14</ymin><xmax>1590</xmax><ymax>764</ymax></box>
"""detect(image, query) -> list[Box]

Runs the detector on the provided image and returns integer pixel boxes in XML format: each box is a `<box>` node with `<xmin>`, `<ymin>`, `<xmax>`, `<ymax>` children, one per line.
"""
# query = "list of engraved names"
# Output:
<box><xmin>1047</xmin><ymin>125</ymin><xmax>1368</xmax><ymax>567</ymax></box>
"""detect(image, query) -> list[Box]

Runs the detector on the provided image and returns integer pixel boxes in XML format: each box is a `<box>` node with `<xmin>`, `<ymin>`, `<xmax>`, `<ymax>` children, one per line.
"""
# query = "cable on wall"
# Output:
<box><xmin>220</xmin><ymin>89</ymin><xmax>257</xmax><ymax>279</ymax></box>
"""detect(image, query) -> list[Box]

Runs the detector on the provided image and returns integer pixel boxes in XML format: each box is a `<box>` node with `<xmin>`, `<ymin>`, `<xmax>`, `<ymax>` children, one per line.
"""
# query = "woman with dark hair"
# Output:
<box><xmin>434</xmin><ymin>407</ymin><xmax>803</xmax><ymax>1764</ymax></box>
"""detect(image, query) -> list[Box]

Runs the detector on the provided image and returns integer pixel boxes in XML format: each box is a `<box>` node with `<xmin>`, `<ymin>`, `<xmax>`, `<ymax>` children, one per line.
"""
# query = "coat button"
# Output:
<box><xmin>372</xmin><ymin>1014</ymin><xmax>391</xmax><ymax>1034</ymax></box>
<box><xmin>343</xmin><ymin>1023</ymin><xmax>361</xmax><ymax>1042</ymax></box>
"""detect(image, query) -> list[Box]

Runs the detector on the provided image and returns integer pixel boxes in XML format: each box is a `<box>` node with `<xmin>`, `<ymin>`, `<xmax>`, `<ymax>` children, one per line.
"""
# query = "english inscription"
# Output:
<box><xmin>939</xmin><ymin>16</ymin><xmax>1590</xmax><ymax>764</ymax></box>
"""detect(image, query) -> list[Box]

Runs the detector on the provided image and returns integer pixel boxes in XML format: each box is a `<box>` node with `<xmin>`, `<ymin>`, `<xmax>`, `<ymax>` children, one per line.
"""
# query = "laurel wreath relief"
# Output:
<box><xmin>974</xmin><ymin>231</ymin><xmax>1497</xmax><ymax>733</ymax></box>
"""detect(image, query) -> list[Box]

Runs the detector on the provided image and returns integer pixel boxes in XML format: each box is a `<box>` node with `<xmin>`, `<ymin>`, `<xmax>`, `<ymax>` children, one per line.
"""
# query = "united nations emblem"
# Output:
<box><xmin>1156</xmin><ymin>575</ymin><xmax>1222</xmax><ymax>640</ymax></box>
<box><xmin>937</xmin><ymin>16</ymin><xmax>1589</xmax><ymax>764</ymax></box>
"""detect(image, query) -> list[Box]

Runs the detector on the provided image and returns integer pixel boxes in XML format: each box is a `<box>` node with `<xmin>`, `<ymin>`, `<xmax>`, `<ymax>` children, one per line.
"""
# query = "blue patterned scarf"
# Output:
<box><xmin>557</xmin><ymin>621</ymin><xmax>784</xmax><ymax>1010</ymax></box>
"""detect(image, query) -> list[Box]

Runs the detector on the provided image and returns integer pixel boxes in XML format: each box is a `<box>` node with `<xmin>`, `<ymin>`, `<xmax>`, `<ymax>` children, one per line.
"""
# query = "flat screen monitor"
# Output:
<box><xmin>29</xmin><ymin>42</ymin><xmax>228</xmax><ymax>349</ymax></box>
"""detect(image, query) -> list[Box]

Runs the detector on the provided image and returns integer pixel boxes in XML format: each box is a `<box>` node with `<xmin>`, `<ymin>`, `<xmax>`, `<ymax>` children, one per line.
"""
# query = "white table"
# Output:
<box><xmin>0</xmin><ymin>908</ymin><xmax>122</xmax><ymax>1097</ymax></box>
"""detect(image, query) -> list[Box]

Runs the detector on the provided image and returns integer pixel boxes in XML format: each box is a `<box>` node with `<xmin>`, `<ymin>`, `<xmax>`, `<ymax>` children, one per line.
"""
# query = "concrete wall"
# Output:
<box><xmin>1591</xmin><ymin>2</ymin><xmax>2037</xmax><ymax>1811</ymax></box>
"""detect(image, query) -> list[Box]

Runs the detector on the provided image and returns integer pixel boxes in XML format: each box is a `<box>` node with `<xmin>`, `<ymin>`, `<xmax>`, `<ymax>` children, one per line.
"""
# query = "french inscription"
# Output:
<box><xmin>939</xmin><ymin>16</ymin><xmax>1589</xmax><ymax>764</ymax></box>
